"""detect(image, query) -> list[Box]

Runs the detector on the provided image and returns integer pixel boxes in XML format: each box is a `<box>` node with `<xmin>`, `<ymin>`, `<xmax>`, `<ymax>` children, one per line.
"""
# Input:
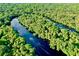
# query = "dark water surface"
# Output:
<box><xmin>45</xmin><ymin>16</ymin><xmax>79</xmax><ymax>33</ymax></box>
<box><xmin>11</xmin><ymin>18</ymin><xmax>66</xmax><ymax>56</ymax></box>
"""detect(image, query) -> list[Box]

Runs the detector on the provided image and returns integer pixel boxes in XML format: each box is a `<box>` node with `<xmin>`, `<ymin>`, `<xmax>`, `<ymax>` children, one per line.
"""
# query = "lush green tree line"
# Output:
<box><xmin>0</xmin><ymin>4</ymin><xmax>35</xmax><ymax>56</ymax></box>
<box><xmin>0</xmin><ymin>25</ymin><xmax>35</xmax><ymax>56</ymax></box>
<box><xmin>1</xmin><ymin>4</ymin><xmax>79</xmax><ymax>56</ymax></box>
<box><xmin>19</xmin><ymin>13</ymin><xmax>79</xmax><ymax>56</ymax></box>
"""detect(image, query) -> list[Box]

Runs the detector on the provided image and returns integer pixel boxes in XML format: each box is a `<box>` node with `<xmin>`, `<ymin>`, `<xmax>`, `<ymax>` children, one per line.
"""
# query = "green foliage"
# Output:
<box><xmin>18</xmin><ymin>12</ymin><xmax>79</xmax><ymax>56</ymax></box>
<box><xmin>0</xmin><ymin>4</ymin><xmax>35</xmax><ymax>55</ymax></box>
<box><xmin>0</xmin><ymin>45</ymin><xmax>10</xmax><ymax>56</ymax></box>
<box><xmin>0</xmin><ymin>25</ymin><xmax>35</xmax><ymax>56</ymax></box>
<box><xmin>1</xmin><ymin>4</ymin><xmax>79</xmax><ymax>56</ymax></box>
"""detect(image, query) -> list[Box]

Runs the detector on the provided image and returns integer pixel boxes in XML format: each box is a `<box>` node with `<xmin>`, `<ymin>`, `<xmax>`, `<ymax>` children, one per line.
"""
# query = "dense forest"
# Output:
<box><xmin>1</xmin><ymin>4</ymin><xmax>79</xmax><ymax>56</ymax></box>
<box><xmin>0</xmin><ymin>4</ymin><xmax>35</xmax><ymax>56</ymax></box>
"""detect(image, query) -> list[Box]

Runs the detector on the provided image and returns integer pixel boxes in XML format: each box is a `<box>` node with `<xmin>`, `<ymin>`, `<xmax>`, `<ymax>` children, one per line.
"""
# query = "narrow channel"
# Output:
<box><xmin>45</xmin><ymin>16</ymin><xmax>79</xmax><ymax>33</ymax></box>
<box><xmin>11</xmin><ymin>18</ymin><xmax>66</xmax><ymax>56</ymax></box>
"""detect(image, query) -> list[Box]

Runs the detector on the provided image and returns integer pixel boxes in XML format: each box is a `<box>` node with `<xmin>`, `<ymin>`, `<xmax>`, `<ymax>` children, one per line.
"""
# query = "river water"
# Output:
<box><xmin>11</xmin><ymin>18</ymin><xmax>66</xmax><ymax>56</ymax></box>
<box><xmin>45</xmin><ymin>16</ymin><xmax>79</xmax><ymax>33</ymax></box>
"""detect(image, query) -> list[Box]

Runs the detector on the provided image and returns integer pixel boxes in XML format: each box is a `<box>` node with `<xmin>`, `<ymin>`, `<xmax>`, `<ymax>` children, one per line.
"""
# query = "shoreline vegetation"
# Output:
<box><xmin>0</xmin><ymin>4</ymin><xmax>79</xmax><ymax>56</ymax></box>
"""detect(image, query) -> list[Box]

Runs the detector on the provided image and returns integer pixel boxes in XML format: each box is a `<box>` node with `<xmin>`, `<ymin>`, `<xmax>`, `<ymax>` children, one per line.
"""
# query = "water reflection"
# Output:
<box><xmin>45</xmin><ymin>16</ymin><xmax>79</xmax><ymax>33</ymax></box>
<box><xmin>11</xmin><ymin>18</ymin><xmax>66</xmax><ymax>56</ymax></box>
